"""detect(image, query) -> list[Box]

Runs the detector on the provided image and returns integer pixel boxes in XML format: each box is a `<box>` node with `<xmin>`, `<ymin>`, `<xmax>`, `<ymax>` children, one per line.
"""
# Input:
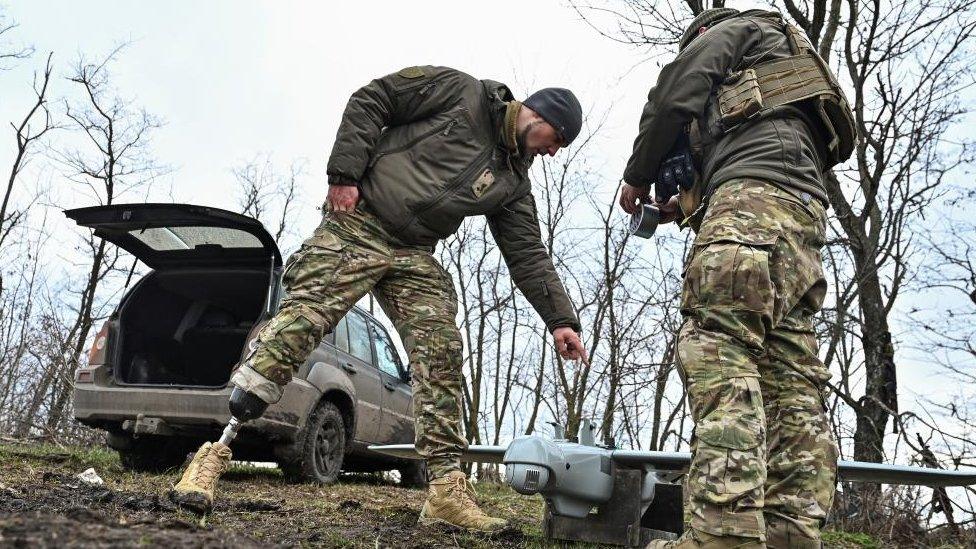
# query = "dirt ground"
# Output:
<box><xmin>0</xmin><ymin>442</ymin><xmax>922</xmax><ymax>548</ymax></box>
<box><xmin>0</xmin><ymin>442</ymin><xmax>566</xmax><ymax>548</ymax></box>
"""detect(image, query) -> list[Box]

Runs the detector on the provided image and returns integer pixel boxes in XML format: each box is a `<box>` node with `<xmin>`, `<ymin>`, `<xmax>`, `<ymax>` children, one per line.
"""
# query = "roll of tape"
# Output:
<box><xmin>629</xmin><ymin>204</ymin><xmax>660</xmax><ymax>238</ymax></box>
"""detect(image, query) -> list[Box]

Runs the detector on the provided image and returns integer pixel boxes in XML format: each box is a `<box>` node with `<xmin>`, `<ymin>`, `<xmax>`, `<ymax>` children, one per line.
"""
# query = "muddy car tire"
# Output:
<box><xmin>398</xmin><ymin>461</ymin><xmax>427</xmax><ymax>489</ymax></box>
<box><xmin>111</xmin><ymin>434</ymin><xmax>190</xmax><ymax>473</ymax></box>
<box><xmin>281</xmin><ymin>401</ymin><xmax>345</xmax><ymax>484</ymax></box>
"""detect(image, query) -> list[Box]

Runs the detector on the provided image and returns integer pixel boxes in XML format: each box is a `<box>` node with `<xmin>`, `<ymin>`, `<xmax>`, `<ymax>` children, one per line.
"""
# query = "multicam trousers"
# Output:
<box><xmin>240</xmin><ymin>202</ymin><xmax>466</xmax><ymax>479</ymax></box>
<box><xmin>678</xmin><ymin>179</ymin><xmax>838</xmax><ymax>547</ymax></box>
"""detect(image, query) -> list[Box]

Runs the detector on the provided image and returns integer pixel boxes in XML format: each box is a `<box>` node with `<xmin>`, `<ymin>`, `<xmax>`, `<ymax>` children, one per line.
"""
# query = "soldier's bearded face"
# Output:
<box><xmin>518</xmin><ymin>120</ymin><xmax>564</xmax><ymax>157</ymax></box>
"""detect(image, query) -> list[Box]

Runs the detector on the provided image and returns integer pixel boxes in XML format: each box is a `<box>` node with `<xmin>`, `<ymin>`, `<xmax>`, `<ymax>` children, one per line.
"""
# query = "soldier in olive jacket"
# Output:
<box><xmin>172</xmin><ymin>65</ymin><xmax>588</xmax><ymax>532</ymax></box>
<box><xmin>621</xmin><ymin>8</ymin><xmax>852</xmax><ymax>549</ymax></box>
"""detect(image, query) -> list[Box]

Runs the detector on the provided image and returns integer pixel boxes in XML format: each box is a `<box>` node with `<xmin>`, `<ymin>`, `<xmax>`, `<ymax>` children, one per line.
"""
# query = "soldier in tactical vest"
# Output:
<box><xmin>620</xmin><ymin>8</ymin><xmax>855</xmax><ymax>549</ymax></box>
<box><xmin>171</xmin><ymin>66</ymin><xmax>589</xmax><ymax>532</ymax></box>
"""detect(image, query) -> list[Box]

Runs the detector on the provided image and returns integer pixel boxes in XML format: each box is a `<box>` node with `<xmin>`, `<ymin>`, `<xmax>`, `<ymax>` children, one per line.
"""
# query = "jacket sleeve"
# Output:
<box><xmin>487</xmin><ymin>192</ymin><xmax>581</xmax><ymax>333</ymax></box>
<box><xmin>622</xmin><ymin>18</ymin><xmax>763</xmax><ymax>187</ymax></box>
<box><xmin>326</xmin><ymin>65</ymin><xmax>474</xmax><ymax>185</ymax></box>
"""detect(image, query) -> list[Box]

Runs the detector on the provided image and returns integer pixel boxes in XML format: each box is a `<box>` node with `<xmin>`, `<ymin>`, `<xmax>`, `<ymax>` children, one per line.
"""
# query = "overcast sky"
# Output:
<box><xmin>0</xmin><ymin>1</ymin><xmax>963</xmax><ymax>417</ymax></box>
<box><xmin>1</xmin><ymin>0</ymin><xmax>665</xmax><ymax>238</ymax></box>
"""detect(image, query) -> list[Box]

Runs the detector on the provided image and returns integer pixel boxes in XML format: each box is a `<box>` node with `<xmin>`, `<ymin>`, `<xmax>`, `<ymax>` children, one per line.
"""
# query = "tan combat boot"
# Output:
<box><xmin>168</xmin><ymin>441</ymin><xmax>232</xmax><ymax>514</ymax></box>
<box><xmin>418</xmin><ymin>471</ymin><xmax>509</xmax><ymax>532</ymax></box>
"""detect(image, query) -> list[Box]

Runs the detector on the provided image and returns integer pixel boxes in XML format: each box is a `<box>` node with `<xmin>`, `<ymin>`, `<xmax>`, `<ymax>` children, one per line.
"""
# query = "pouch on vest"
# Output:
<box><xmin>718</xmin><ymin>68</ymin><xmax>763</xmax><ymax>128</ymax></box>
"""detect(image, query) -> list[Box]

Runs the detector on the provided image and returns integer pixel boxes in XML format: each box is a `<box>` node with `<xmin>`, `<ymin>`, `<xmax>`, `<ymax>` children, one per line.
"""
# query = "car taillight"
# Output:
<box><xmin>87</xmin><ymin>322</ymin><xmax>110</xmax><ymax>366</ymax></box>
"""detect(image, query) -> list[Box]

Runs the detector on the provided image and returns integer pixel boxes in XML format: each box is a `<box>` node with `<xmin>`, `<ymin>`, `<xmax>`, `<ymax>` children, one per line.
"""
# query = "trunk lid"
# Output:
<box><xmin>64</xmin><ymin>203</ymin><xmax>282</xmax><ymax>269</ymax></box>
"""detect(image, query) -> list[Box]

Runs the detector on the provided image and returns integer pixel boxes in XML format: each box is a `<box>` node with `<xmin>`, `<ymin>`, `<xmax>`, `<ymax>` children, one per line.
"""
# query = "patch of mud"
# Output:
<box><xmin>0</xmin><ymin>471</ymin><xmax>280</xmax><ymax>548</ymax></box>
<box><xmin>1</xmin><ymin>472</ymin><xmax>174</xmax><ymax>516</ymax></box>
<box><xmin>0</xmin><ymin>513</ymin><xmax>266</xmax><ymax>548</ymax></box>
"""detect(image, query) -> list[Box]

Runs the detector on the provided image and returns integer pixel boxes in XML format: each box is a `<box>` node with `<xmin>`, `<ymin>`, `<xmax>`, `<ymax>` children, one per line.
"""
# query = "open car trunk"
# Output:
<box><xmin>64</xmin><ymin>203</ymin><xmax>284</xmax><ymax>387</ymax></box>
<box><xmin>116</xmin><ymin>268</ymin><xmax>270</xmax><ymax>386</ymax></box>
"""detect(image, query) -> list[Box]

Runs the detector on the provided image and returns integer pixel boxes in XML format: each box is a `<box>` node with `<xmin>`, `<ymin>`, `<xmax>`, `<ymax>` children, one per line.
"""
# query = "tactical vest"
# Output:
<box><xmin>715</xmin><ymin>15</ymin><xmax>857</xmax><ymax>167</ymax></box>
<box><xmin>677</xmin><ymin>14</ymin><xmax>857</xmax><ymax>229</ymax></box>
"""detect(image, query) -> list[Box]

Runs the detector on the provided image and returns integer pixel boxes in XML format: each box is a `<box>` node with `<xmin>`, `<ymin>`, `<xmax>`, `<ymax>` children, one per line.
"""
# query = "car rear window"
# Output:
<box><xmin>128</xmin><ymin>226</ymin><xmax>263</xmax><ymax>251</ymax></box>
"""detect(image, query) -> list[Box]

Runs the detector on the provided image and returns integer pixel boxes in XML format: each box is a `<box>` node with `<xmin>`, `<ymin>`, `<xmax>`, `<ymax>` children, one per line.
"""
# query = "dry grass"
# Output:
<box><xmin>1</xmin><ymin>442</ymin><xmax>963</xmax><ymax>548</ymax></box>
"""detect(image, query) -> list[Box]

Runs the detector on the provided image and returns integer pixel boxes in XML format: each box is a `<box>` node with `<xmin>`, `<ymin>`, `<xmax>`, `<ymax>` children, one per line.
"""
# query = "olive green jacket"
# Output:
<box><xmin>623</xmin><ymin>10</ymin><xmax>828</xmax><ymax>205</ymax></box>
<box><xmin>326</xmin><ymin>65</ymin><xmax>580</xmax><ymax>332</ymax></box>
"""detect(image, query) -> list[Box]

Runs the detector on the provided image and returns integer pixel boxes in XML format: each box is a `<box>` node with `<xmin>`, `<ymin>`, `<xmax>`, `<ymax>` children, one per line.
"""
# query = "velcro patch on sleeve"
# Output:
<box><xmin>397</xmin><ymin>66</ymin><xmax>426</xmax><ymax>79</ymax></box>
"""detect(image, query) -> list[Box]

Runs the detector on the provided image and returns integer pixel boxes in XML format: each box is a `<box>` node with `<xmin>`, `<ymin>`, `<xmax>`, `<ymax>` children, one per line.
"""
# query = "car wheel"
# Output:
<box><xmin>398</xmin><ymin>460</ymin><xmax>427</xmax><ymax>489</ymax></box>
<box><xmin>281</xmin><ymin>401</ymin><xmax>345</xmax><ymax>484</ymax></box>
<box><xmin>111</xmin><ymin>434</ymin><xmax>190</xmax><ymax>473</ymax></box>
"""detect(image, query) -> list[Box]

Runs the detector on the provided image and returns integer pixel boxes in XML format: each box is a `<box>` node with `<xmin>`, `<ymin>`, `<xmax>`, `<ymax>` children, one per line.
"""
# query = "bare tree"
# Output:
<box><xmin>17</xmin><ymin>45</ymin><xmax>164</xmax><ymax>435</ymax></box>
<box><xmin>581</xmin><ymin>184</ymin><xmax>684</xmax><ymax>450</ymax></box>
<box><xmin>816</xmin><ymin>4</ymin><xmax>976</xmax><ymax>519</ymax></box>
<box><xmin>233</xmin><ymin>153</ymin><xmax>306</xmax><ymax>252</ymax></box>
<box><xmin>0</xmin><ymin>223</ymin><xmax>49</xmax><ymax>429</ymax></box>
<box><xmin>2</xmin><ymin>53</ymin><xmax>55</xmax><ymax>255</ymax></box>
<box><xmin>0</xmin><ymin>10</ymin><xmax>33</xmax><ymax>70</ymax></box>
<box><xmin>915</xmin><ymin>219</ymin><xmax>976</xmax><ymax>378</ymax></box>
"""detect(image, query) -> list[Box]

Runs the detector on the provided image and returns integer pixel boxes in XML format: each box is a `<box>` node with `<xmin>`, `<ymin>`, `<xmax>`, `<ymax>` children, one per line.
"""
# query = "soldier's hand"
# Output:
<box><xmin>553</xmin><ymin>327</ymin><xmax>589</xmax><ymax>366</ymax></box>
<box><xmin>619</xmin><ymin>182</ymin><xmax>650</xmax><ymax>215</ymax></box>
<box><xmin>655</xmin><ymin>195</ymin><xmax>681</xmax><ymax>225</ymax></box>
<box><xmin>327</xmin><ymin>184</ymin><xmax>360</xmax><ymax>213</ymax></box>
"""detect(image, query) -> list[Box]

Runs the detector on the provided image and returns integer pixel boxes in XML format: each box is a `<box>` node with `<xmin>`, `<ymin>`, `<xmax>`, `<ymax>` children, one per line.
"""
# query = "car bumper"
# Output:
<box><xmin>73</xmin><ymin>383</ymin><xmax>309</xmax><ymax>440</ymax></box>
<box><xmin>74</xmin><ymin>383</ymin><xmax>233</xmax><ymax>425</ymax></box>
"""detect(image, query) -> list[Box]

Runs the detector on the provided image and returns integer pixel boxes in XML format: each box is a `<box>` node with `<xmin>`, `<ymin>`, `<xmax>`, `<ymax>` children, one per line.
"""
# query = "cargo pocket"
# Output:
<box><xmin>282</xmin><ymin>230</ymin><xmax>346</xmax><ymax>292</ymax></box>
<box><xmin>307</xmin><ymin>226</ymin><xmax>346</xmax><ymax>252</ymax></box>
<box><xmin>691</xmin><ymin>376</ymin><xmax>765</xmax><ymax>497</ymax></box>
<box><xmin>252</xmin><ymin>308</ymin><xmax>323</xmax><ymax>382</ymax></box>
<box><xmin>683</xmin><ymin>238</ymin><xmax>774</xmax><ymax>318</ymax></box>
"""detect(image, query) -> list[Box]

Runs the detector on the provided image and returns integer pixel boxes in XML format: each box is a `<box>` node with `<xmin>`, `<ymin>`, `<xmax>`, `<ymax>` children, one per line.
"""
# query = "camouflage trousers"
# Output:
<box><xmin>677</xmin><ymin>179</ymin><xmax>838</xmax><ymax>547</ymax></box>
<box><xmin>244</xmin><ymin>202</ymin><xmax>467</xmax><ymax>479</ymax></box>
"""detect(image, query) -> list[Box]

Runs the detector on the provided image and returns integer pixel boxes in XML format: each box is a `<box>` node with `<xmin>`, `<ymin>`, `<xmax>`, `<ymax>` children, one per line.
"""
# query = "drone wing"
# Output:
<box><xmin>612</xmin><ymin>450</ymin><xmax>976</xmax><ymax>487</ymax></box>
<box><xmin>370</xmin><ymin>443</ymin><xmax>976</xmax><ymax>487</ymax></box>
<box><xmin>370</xmin><ymin>444</ymin><xmax>507</xmax><ymax>464</ymax></box>
<box><xmin>835</xmin><ymin>459</ymin><xmax>976</xmax><ymax>486</ymax></box>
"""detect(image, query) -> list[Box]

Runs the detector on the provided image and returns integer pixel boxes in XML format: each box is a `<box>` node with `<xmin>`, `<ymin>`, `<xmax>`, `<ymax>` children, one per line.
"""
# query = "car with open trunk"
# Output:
<box><xmin>66</xmin><ymin>203</ymin><xmax>423</xmax><ymax>486</ymax></box>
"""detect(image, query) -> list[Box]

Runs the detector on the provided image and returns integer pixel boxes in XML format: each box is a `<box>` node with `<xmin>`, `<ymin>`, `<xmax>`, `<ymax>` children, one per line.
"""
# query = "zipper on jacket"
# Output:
<box><xmin>393</xmin><ymin>73</ymin><xmax>451</xmax><ymax>96</ymax></box>
<box><xmin>442</xmin><ymin>119</ymin><xmax>458</xmax><ymax>136</ymax></box>
<box><xmin>368</xmin><ymin>118</ymin><xmax>457</xmax><ymax>169</ymax></box>
<box><xmin>541</xmin><ymin>282</ymin><xmax>555</xmax><ymax>312</ymax></box>
<box><xmin>410</xmin><ymin>147</ymin><xmax>493</xmax><ymax>220</ymax></box>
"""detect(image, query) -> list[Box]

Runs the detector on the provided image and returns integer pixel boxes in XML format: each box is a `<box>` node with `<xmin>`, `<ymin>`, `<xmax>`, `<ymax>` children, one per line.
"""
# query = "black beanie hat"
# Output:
<box><xmin>523</xmin><ymin>88</ymin><xmax>583</xmax><ymax>145</ymax></box>
<box><xmin>679</xmin><ymin>8</ymin><xmax>739</xmax><ymax>51</ymax></box>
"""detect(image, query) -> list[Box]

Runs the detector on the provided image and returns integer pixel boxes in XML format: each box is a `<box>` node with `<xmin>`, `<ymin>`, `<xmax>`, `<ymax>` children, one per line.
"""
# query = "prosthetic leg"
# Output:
<box><xmin>169</xmin><ymin>388</ymin><xmax>269</xmax><ymax>513</ymax></box>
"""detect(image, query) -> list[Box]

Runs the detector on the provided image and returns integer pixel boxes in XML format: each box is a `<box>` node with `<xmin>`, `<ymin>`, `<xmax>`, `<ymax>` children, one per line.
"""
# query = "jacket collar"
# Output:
<box><xmin>502</xmin><ymin>100</ymin><xmax>523</xmax><ymax>154</ymax></box>
<box><xmin>482</xmin><ymin>80</ymin><xmax>517</xmax><ymax>150</ymax></box>
<box><xmin>481</xmin><ymin>79</ymin><xmax>531</xmax><ymax>172</ymax></box>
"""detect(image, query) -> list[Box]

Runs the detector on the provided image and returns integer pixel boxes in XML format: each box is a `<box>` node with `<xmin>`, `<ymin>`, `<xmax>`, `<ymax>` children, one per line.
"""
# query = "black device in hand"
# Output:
<box><xmin>654</xmin><ymin>132</ymin><xmax>695</xmax><ymax>203</ymax></box>
<box><xmin>630</xmin><ymin>133</ymin><xmax>695</xmax><ymax>239</ymax></box>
